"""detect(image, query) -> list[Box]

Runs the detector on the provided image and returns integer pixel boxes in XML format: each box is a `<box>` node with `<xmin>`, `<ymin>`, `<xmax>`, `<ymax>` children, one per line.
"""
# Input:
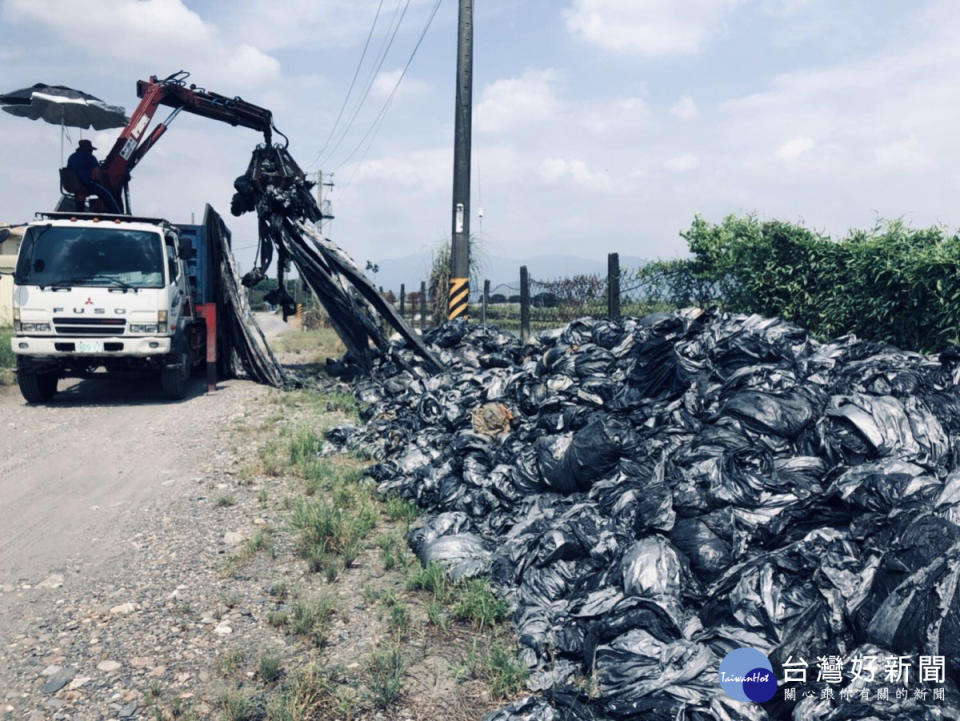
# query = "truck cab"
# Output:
<box><xmin>9</xmin><ymin>212</ymin><xmax>205</xmax><ymax>402</ymax></box>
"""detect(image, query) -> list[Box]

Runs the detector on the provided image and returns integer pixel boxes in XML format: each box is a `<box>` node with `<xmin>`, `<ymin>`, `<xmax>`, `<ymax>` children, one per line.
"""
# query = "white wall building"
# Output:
<box><xmin>0</xmin><ymin>226</ymin><xmax>24</xmax><ymax>326</ymax></box>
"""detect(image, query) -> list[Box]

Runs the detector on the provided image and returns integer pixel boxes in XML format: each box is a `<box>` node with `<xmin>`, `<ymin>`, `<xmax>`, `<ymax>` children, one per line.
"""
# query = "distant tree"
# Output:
<box><xmin>532</xmin><ymin>292</ymin><xmax>558</xmax><ymax>308</ymax></box>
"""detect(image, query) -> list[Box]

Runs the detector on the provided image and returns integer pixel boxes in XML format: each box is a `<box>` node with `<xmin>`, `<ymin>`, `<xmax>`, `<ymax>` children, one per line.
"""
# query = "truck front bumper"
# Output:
<box><xmin>11</xmin><ymin>336</ymin><xmax>173</xmax><ymax>357</ymax></box>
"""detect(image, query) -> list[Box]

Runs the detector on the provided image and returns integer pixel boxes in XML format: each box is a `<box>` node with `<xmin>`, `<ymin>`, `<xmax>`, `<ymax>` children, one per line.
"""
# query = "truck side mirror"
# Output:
<box><xmin>0</xmin><ymin>228</ymin><xmax>9</xmax><ymax>243</ymax></box>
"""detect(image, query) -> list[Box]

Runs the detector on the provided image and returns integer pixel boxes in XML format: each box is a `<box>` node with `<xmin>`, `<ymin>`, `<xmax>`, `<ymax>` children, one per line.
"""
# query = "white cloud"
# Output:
<box><xmin>349</xmin><ymin>148</ymin><xmax>451</xmax><ymax>194</ymax></box>
<box><xmin>564</xmin><ymin>0</ymin><xmax>748</xmax><ymax>56</ymax></box>
<box><xmin>664</xmin><ymin>154</ymin><xmax>700</xmax><ymax>172</ymax></box>
<box><xmin>874</xmin><ymin>136</ymin><xmax>933</xmax><ymax>171</ymax></box>
<box><xmin>670</xmin><ymin>96</ymin><xmax>697</xmax><ymax>120</ymax></box>
<box><xmin>371</xmin><ymin>69</ymin><xmax>428</xmax><ymax>99</ymax></box>
<box><xmin>585</xmin><ymin>96</ymin><xmax>649</xmax><ymax>133</ymax></box>
<box><xmin>1</xmin><ymin>0</ymin><xmax>281</xmax><ymax>87</ymax></box>
<box><xmin>476</xmin><ymin>69</ymin><xmax>559</xmax><ymax>134</ymax></box>
<box><xmin>539</xmin><ymin>158</ymin><xmax>613</xmax><ymax>191</ymax></box>
<box><xmin>776</xmin><ymin>137</ymin><xmax>815</xmax><ymax>161</ymax></box>
<box><xmin>219</xmin><ymin>0</ymin><xmax>437</xmax><ymax>52</ymax></box>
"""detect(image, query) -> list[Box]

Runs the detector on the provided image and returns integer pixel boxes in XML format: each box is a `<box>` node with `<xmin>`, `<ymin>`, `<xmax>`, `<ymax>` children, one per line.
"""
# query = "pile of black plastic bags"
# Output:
<box><xmin>324</xmin><ymin>309</ymin><xmax>960</xmax><ymax>720</ymax></box>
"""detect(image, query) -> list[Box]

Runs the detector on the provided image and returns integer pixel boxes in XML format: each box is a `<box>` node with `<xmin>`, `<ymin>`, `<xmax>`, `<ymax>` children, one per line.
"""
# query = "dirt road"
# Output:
<box><xmin>0</xmin><ymin>375</ymin><xmax>273</xmax><ymax>719</ymax></box>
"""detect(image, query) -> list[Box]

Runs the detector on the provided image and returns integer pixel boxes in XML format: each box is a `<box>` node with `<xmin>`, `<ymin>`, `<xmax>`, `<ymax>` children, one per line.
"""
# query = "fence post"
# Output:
<box><xmin>607</xmin><ymin>252</ymin><xmax>620</xmax><ymax>320</ymax></box>
<box><xmin>520</xmin><ymin>266</ymin><xmax>530</xmax><ymax>342</ymax></box>
<box><xmin>482</xmin><ymin>279</ymin><xmax>489</xmax><ymax>328</ymax></box>
<box><xmin>420</xmin><ymin>281</ymin><xmax>427</xmax><ymax>331</ymax></box>
<box><xmin>400</xmin><ymin>283</ymin><xmax>405</xmax><ymax>318</ymax></box>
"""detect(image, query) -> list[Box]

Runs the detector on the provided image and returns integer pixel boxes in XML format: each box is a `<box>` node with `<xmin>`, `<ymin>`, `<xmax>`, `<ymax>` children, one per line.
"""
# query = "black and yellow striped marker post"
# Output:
<box><xmin>448</xmin><ymin>276</ymin><xmax>469</xmax><ymax>320</ymax></box>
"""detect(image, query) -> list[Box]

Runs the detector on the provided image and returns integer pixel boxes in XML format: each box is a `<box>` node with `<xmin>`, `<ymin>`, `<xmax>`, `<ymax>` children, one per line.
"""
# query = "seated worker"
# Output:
<box><xmin>66</xmin><ymin>139</ymin><xmax>100</xmax><ymax>192</ymax></box>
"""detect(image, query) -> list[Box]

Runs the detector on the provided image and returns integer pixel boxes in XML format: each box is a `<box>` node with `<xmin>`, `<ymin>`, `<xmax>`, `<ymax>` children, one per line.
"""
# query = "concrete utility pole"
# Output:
<box><xmin>448</xmin><ymin>0</ymin><xmax>473</xmax><ymax>321</ymax></box>
<box><xmin>315</xmin><ymin>171</ymin><xmax>335</xmax><ymax>226</ymax></box>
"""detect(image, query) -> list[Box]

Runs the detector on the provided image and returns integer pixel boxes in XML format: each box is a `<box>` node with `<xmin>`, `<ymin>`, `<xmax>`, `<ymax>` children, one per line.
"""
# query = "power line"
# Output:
<box><xmin>331</xmin><ymin>0</ymin><xmax>443</xmax><ymax>200</ymax></box>
<box><xmin>320</xmin><ymin>0</ymin><xmax>412</xmax><ymax>168</ymax></box>
<box><xmin>309</xmin><ymin>0</ymin><xmax>385</xmax><ymax>170</ymax></box>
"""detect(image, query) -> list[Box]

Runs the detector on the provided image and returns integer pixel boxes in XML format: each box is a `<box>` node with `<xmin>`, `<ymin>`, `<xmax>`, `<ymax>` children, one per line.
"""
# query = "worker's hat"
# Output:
<box><xmin>77</xmin><ymin>139</ymin><xmax>96</xmax><ymax>151</ymax></box>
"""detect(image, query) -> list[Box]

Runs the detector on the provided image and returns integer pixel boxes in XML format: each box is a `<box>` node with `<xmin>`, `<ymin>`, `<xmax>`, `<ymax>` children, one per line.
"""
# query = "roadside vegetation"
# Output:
<box><xmin>148</xmin><ymin>327</ymin><xmax>527</xmax><ymax>721</ymax></box>
<box><xmin>0</xmin><ymin>327</ymin><xmax>14</xmax><ymax>384</ymax></box>
<box><xmin>271</xmin><ymin>327</ymin><xmax>347</xmax><ymax>365</ymax></box>
<box><xmin>471</xmin><ymin>216</ymin><xmax>960</xmax><ymax>352</ymax></box>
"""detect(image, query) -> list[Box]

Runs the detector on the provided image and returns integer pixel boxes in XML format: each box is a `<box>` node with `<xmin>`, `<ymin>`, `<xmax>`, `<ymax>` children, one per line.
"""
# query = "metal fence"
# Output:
<box><xmin>389</xmin><ymin>252</ymin><xmax>677</xmax><ymax>339</ymax></box>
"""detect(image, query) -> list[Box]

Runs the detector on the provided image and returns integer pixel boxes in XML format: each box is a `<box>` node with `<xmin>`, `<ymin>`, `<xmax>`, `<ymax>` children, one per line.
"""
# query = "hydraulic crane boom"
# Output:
<box><xmin>97</xmin><ymin>71</ymin><xmax>275</xmax><ymax>214</ymax></box>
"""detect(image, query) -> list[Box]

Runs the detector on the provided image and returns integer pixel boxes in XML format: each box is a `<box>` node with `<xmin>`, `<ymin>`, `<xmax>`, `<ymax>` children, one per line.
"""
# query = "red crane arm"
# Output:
<box><xmin>98</xmin><ymin>73</ymin><xmax>274</xmax><ymax>209</ymax></box>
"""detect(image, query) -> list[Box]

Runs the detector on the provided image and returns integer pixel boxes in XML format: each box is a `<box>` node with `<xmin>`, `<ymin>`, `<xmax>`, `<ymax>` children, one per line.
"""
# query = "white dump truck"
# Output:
<box><xmin>3</xmin><ymin>211</ymin><xmax>213</xmax><ymax>403</ymax></box>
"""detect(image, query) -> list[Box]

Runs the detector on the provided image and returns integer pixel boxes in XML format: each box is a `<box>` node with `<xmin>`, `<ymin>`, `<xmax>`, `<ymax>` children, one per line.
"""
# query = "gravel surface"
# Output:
<box><xmin>0</xmin><ymin>374</ymin><xmax>275</xmax><ymax>720</ymax></box>
<box><xmin>0</xmin><ymin>331</ymin><xmax>515</xmax><ymax>721</ymax></box>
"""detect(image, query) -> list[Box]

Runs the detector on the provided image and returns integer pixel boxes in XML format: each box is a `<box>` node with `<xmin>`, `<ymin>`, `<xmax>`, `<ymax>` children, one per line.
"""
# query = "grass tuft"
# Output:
<box><xmin>451</xmin><ymin>578</ymin><xmax>509</xmax><ymax>630</ymax></box>
<box><xmin>214</xmin><ymin>493</ymin><xmax>235</xmax><ymax>508</ymax></box>
<box><xmin>364</xmin><ymin>644</ymin><xmax>405</xmax><ymax>709</ymax></box>
<box><xmin>487</xmin><ymin>642</ymin><xmax>528</xmax><ymax>698</ymax></box>
<box><xmin>387</xmin><ymin>602</ymin><xmax>408</xmax><ymax>636</ymax></box>
<box><xmin>215</xmin><ymin>648</ymin><xmax>244</xmax><ymax>677</ymax></box>
<box><xmin>383</xmin><ymin>495</ymin><xmax>419</xmax><ymax>522</ymax></box>
<box><xmin>426</xmin><ymin>599</ymin><xmax>449</xmax><ymax>632</ymax></box>
<box><xmin>259</xmin><ymin>654</ymin><xmax>282</xmax><ymax>683</ymax></box>
<box><xmin>289</xmin><ymin>595</ymin><xmax>335</xmax><ymax>647</ymax></box>
<box><xmin>216</xmin><ymin>688</ymin><xmax>253</xmax><ymax>721</ymax></box>
<box><xmin>406</xmin><ymin>562</ymin><xmax>449</xmax><ymax>603</ymax></box>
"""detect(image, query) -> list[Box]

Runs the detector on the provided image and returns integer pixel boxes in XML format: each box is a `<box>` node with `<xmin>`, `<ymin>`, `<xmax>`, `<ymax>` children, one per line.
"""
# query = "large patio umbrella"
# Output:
<box><xmin>0</xmin><ymin>83</ymin><xmax>127</xmax><ymax>163</ymax></box>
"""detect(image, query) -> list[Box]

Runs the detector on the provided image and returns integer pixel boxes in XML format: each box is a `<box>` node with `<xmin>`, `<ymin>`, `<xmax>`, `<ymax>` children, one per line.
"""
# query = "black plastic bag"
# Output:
<box><xmin>536</xmin><ymin>417</ymin><xmax>637</xmax><ymax>494</ymax></box>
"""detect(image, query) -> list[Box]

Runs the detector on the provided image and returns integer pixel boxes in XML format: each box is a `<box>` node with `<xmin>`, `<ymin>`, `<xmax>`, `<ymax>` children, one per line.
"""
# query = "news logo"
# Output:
<box><xmin>719</xmin><ymin>648</ymin><xmax>778</xmax><ymax>703</ymax></box>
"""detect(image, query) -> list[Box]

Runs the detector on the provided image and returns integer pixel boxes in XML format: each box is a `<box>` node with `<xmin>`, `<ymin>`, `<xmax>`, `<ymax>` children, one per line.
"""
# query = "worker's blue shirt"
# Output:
<box><xmin>67</xmin><ymin>151</ymin><xmax>99</xmax><ymax>186</ymax></box>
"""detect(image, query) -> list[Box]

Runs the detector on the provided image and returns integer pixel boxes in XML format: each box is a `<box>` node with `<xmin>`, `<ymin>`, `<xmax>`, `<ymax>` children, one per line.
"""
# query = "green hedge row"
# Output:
<box><xmin>632</xmin><ymin>215</ymin><xmax>960</xmax><ymax>352</ymax></box>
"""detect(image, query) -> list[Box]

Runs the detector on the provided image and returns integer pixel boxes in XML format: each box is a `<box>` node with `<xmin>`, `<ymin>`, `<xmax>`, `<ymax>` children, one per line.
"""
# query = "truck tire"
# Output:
<box><xmin>18</xmin><ymin>369</ymin><xmax>58</xmax><ymax>404</ymax></box>
<box><xmin>161</xmin><ymin>344</ymin><xmax>190</xmax><ymax>400</ymax></box>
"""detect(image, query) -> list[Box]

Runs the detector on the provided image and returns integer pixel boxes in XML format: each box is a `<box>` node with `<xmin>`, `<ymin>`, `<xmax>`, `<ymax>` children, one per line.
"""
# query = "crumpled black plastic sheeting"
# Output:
<box><xmin>323</xmin><ymin>310</ymin><xmax>960</xmax><ymax>721</ymax></box>
<box><xmin>229</xmin><ymin>146</ymin><xmax>442</xmax><ymax>376</ymax></box>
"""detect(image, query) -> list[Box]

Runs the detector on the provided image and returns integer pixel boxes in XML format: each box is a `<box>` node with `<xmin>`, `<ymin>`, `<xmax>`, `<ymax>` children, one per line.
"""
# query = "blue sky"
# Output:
<box><xmin>1</xmin><ymin>0</ymin><xmax>957</xmax><ymax>276</ymax></box>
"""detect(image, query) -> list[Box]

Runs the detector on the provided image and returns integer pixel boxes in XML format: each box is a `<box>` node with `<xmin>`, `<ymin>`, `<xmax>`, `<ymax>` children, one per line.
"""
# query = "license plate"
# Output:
<box><xmin>77</xmin><ymin>340</ymin><xmax>103</xmax><ymax>353</ymax></box>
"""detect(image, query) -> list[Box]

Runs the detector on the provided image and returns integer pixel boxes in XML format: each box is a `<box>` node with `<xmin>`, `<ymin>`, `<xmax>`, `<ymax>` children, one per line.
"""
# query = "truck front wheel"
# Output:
<box><xmin>161</xmin><ymin>343</ymin><xmax>191</xmax><ymax>400</ymax></box>
<box><xmin>18</xmin><ymin>368</ymin><xmax>59</xmax><ymax>404</ymax></box>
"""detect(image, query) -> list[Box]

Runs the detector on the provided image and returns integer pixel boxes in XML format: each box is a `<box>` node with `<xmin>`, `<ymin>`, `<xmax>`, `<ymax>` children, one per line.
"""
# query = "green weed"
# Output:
<box><xmin>383</xmin><ymin>495</ymin><xmax>419</xmax><ymax>522</ymax></box>
<box><xmin>259</xmin><ymin>654</ymin><xmax>282</xmax><ymax>683</ymax></box>
<box><xmin>216</xmin><ymin>688</ymin><xmax>253</xmax><ymax>721</ymax></box>
<box><xmin>426</xmin><ymin>600</ymin><xmax>449</xmax><ymax>632</ymax></box>
<box><xmin>214</xmin><ymin>493</ymin><xmax>235</xmax><ymax>508</ymax></box>
<box><xmin>451</xmin><ymin>578</ymin><xmax>508</xmax><ymax>630</ymax></box>
<box><xmin>289</xmin><ymin>595</ymin><xmax>335</xmax><ymax>646</ymax></box>
<box><xmin>407</xmin><ymin>562</ymin><xmax>449</xmax><ymax>603</ymax></box>
<box><xmin>215</xmin><ymin>649</ymin><xmax>244</xmax><ymax>677</ymax></box>
<box><xmin>364</xmin><ymin>645</ymin><xmax>405</xmax><ymax>709</ymax></box>
<box><xmin>487</xmin><ymin>642</ymin><xmax>528</xmax><ymax>698</ymax></box>
<box><xmin>387</xmin><ymin>603</ymin><xmax>408</xmax><ymax>636</ymax></box>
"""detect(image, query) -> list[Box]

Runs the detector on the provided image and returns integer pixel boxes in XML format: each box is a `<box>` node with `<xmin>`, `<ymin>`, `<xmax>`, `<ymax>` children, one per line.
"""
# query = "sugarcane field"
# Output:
<box><xmin>2</xmin><ymin>2</ymin><xmax>960</xmax><ymax>721</ymax></box>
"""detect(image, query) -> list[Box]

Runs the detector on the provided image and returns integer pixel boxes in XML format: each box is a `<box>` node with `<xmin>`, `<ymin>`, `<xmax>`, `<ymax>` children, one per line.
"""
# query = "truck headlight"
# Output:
<box><xmin>20</xmin><ymin>322</ymin><xmax>51</xmax><ymax>332</ymax></box>
<box><xmin>129</xmin><ymin>324</ymin><xmax>160</xmax><ymax>334</ymax></box>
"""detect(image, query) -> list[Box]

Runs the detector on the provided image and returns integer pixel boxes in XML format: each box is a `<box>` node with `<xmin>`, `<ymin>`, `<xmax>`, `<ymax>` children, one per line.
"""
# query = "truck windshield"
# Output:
<box><xmin>15</xmin><ymin>226</ymin><xmax>165</xmax><ymax>288</ymax></box>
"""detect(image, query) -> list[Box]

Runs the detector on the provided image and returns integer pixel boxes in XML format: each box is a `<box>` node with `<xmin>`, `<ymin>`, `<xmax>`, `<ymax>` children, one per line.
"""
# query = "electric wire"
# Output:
<box><xmin>308</xmin><ymin>0</ymin><xmax>385</xmax><ymax>170</ymax></box>
<box><xmin>319</xmin><ymin>0</ymin><xmax>412</xmax><ymax>168</ymax></box>
<box><xmin>330</xmin><ymin>0</ymin><xmax>443</xmax><ymax>202</ymax></box>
